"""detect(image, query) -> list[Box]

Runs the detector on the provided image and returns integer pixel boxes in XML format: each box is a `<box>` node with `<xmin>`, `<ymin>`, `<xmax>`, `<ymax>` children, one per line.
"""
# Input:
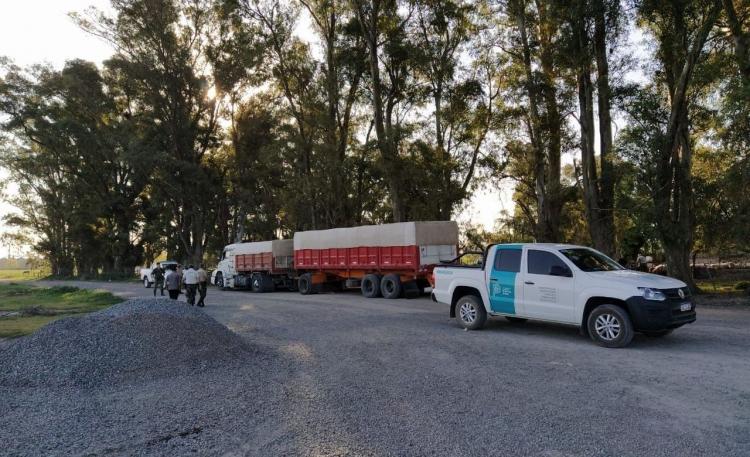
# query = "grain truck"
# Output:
<box><xmin>293</xmin><ymin>221</ymin><xmax>459</xmax><ymax>298</ymax></box>
<box><xmin>211</xmin><ymin>240</ymin><xmax>295</xmax><ymax>291</ymax></box>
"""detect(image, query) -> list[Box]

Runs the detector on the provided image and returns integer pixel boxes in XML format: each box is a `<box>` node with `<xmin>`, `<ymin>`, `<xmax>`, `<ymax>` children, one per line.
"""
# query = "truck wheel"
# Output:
<box><xmin>361</xmin><ymin>274</ymin><xmax>381</xmax><ymax>298</ymax></box>
<box><xmin>505</xmin><ymin>316</ymin><xmax>528</xmax><ymax>323</ymax></box>
<box><xmin>298</xmin><ymin>273</ymin><xmax>315</xmax><ymax>295</ymax></box>
<box><xmin>643</xmin><ymin>329</ymin><xmax>673</xmax><ymax>337</ymax></box>
<box><xmin>215</xmin><ymin>272</ymin><xmax>224</xmax><ymax>289</ymax></box>
<box><xmin>143</xmin><ymin>277</ymin><xmax>151</xmax><ymax>288</ymax></box>
<box><xmin>456</xmin><ymin>295</ymin><xmax>487</xmax><ymax>330</ymax></box>
<box><xmin>587</xmin><ymin>304</ymin><xmax>634</xmax><ymax>348</ymax></box>
<box><xmin>380</xmin><ymin>274</ymin><xmax>402</xmax><ymax>299</ymax></box>
<box><xmin>251</xmin><ymin>273</ymin><xmax>263</xmax><ymax>293</ymax></box>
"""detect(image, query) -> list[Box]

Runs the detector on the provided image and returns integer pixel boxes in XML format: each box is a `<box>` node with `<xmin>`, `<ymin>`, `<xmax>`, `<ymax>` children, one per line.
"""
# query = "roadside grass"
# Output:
<box><xmin>0</xmin><ymin>283</ymin><xmax>122</xmax><ymax>338</ymax></box>
<box><xmin>697</xmin><ymin>278</ymin><xmax>750</xmax><ymax>294</ymax></box>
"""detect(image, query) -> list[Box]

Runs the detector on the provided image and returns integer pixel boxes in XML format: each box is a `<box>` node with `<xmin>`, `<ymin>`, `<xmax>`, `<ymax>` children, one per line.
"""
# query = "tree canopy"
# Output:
<box><xmin>1</xmin><ymin>0</ymin><xmax>748</xmax><ymax>288</ymax></box>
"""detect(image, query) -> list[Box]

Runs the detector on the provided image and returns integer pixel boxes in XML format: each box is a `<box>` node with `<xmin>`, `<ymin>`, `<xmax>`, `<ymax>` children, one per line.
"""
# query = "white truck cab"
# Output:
<box><xmin>432</xmin><ymin>243</ymin><xmax>696</xmax><ymax>347</ymax></box>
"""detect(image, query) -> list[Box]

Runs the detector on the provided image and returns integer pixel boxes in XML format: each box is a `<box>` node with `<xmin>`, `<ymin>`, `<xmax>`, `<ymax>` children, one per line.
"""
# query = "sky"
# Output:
<box><xmin>0</xmin><ymin>0</ymin><xmax>510</xmax><ymax>256</ymax></box>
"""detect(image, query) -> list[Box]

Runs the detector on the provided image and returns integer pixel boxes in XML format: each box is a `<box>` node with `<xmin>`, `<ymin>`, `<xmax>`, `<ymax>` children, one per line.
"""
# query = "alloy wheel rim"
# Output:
<box><xmin>460</xmin><ymin>302</ymin><xmax>477</xmax><ymax>324</ymax></box>
<box><xmin>594</xmin><ymin>313</ymin><xmax>621</xmax><ymax>340</ymax></box>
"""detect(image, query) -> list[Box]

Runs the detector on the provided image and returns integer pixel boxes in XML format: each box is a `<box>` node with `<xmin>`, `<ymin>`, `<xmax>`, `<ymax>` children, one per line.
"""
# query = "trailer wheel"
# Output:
<box><xmin>361</xmin><ymin>274</ymin><xmax>381</xmax><ymax>298</ymax></box>
<box><xmin>298</xmin><ymin>273</ymin><xmax>315</xmax><ymax>295</ymax></box>
<box><xmin>251</xmin><ymin>273</ymin><xmax>263</xmax><ymax>293</ymax></box>
<box><xmin>380</xmin><ymin>274</ymin><xmax>402</xmax><ymax>299</ymax></box>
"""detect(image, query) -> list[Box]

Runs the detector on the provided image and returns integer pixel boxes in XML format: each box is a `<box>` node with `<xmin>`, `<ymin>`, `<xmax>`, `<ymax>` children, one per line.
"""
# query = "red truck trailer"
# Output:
<box><xmin>214</xmin><ymin>240</ymin><xmax>295</xmax><ymax>291</ymax></box>
<box><xmin>293</xmin><ymin>221</ymin><xmax>459</xmax><ymax>298</ymax></box>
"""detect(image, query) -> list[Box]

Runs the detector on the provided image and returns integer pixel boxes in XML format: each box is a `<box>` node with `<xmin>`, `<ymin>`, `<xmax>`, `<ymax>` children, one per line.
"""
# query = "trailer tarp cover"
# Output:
<box><xmin>293</xmin><ymin>221</ymin><xmax>458</xmax><ymax>250</ymax></box>
<box><xmin>228</xmin><ymin>239</ymin><xmax>293</xmax><ymax>256</ymax></box>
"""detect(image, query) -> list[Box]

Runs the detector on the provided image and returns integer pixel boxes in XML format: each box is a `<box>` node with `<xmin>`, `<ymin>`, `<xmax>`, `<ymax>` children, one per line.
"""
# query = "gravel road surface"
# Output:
<box><xmin>2</xmin><ymin>280</ymin><xmax>749</xmax><ymax>456</ymax></box>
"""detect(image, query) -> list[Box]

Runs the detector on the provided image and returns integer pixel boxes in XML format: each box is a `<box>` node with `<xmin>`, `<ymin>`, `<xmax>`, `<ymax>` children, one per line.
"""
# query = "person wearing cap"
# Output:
<box><xmin>196</xmin><ymin>264</ymin><xmax>208</xmax><ymax>307</ymax></box>
<box><xmin>183</xmin><ymin>264</ymin><xmax>199</xmax><ymax>306</ymax></box>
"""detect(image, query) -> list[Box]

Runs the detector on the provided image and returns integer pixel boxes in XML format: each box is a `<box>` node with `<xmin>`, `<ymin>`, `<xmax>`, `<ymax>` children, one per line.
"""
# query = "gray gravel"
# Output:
<box><xmin>1</xmin><ymin>281</ymin><xmax>749</xmax><ymax>456</ymax></box>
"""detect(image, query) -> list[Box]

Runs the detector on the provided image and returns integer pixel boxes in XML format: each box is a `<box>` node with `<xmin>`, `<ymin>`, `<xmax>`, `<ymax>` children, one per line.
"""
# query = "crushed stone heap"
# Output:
<box><xmin>0</xmin><ymin>299</ymin><xmax>255</xmax><ymax>388</ymax></box>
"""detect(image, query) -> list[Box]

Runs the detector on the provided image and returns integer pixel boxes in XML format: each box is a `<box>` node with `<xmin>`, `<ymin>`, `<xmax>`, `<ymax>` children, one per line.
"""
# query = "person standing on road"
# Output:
<box><xmin>152</xmin><ymin>263</ymin><xmax>165</xmax><ymax>297</ymax></box>
<box><xmin>196</xmin><ymin>264</ymin><xmax>208</xmax><ymax>307</ymax></box>
<box><xmin>165</xmin><ymin>266</ymin><xmax>182</xmax><ymax>300</ymax></box>
<box><xmin>183</xmin><ymin>264</ymin><xmax>199</xmax><ymax>306</ymax></box>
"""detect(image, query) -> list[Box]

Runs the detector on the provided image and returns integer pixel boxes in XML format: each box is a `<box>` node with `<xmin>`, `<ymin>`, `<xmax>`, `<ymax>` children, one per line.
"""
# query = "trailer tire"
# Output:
<box><xmin>298</xmin><ymin>273</ymin><xmax>315</xmax><ymax>295</ymax></box>
<box><xmin>361</xmin><ymin>274</ymin><xmax>381</xmax><ymax>298</ymax></box>
<box><xmin>380</xmin><ymin>274</ymin><xmax>402</xmax><ymax>299</ymax></box>
<box><xmin>251</xmin><ymin>273</ymin><xmax>263</xmax><ymax>293</ymax></box>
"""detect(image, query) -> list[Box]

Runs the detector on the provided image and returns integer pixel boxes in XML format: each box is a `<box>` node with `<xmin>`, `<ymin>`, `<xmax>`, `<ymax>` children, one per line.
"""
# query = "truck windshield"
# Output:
<box><xmin>559</xmin><ymin>248</ymin><xmax>623</xmax><ymax>272</ymax></box>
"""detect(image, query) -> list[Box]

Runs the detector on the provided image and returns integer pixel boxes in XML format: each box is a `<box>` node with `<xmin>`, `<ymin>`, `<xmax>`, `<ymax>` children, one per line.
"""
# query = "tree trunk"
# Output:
<box><xmin>654</xmin><ymin>2</ymin><xmax>721</xmax><ymax>291</ymax></box>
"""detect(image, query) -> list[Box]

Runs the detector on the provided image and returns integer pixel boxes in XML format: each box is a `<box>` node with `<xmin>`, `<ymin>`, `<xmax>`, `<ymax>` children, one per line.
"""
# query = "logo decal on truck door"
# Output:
<box><xmin>489</xmin><ymin>248</ymin><xmax>522</xmax><ymax>314</ymax></box>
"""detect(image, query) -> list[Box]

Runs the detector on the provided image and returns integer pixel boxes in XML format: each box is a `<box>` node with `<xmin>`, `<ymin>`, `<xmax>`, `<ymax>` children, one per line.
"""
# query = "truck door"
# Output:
<box><xmin>488</xmin><ymin>247</ymin><xmax>523</xmax><ymax>314</ymax></box>
<box><xmin>522</xmin><ymin>249</ymin><xmax>577</xmax><ymax>323</ymax></box>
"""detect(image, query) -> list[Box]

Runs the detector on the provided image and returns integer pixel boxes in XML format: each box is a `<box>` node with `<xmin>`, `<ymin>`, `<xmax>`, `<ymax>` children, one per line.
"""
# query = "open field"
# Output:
<box><xmin>0</xmin><ymin>279</ymin><xmax>747</xmax><ymax>456</ymax></box>
<box><xmin>0</xmin><ymin>269</ymin><xmax>48</xmax><ymax>281</ymax></box>
<box><xmin>0</xmin><ymin>283</ymin><xmax>122</xmax><ymax>338</ymax></box>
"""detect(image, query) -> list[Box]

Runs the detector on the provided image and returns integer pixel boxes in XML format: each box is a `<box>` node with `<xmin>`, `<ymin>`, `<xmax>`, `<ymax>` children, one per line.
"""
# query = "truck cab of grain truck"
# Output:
<box><xmin>212</xmin><ymin>244</ymin><xmax>240</xmax><ymax>289</ymax></box>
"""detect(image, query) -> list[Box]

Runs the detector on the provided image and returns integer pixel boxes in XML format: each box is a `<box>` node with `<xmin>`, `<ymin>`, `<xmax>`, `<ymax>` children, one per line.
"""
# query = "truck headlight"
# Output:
<box><xmin>638</xmin><ymin>287</ymin><xmax>667</xmax><ymax>301</ymax></box>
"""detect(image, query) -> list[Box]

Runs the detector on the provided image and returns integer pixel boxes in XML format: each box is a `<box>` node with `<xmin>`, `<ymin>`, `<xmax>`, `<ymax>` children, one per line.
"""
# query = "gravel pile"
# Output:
<box><xmin>0</xmin><ymin>298</ymin><xmax>255</xmax><ymax>388</ymax></box>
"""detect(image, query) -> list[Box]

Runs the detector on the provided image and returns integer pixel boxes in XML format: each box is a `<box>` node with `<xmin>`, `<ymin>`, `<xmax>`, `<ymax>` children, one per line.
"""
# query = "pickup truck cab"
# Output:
<box><xmin>432</xmin><ymin>243</ymin><xmax>696</xmax><ymax>347</ymax></box>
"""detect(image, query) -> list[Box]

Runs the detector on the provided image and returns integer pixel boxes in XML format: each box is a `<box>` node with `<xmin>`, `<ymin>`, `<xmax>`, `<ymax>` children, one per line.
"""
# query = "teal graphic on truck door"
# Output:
<box><xmin>489</xmin><ymin>247</ymin><xmax>522</xmax><ymax>314</ymax></box>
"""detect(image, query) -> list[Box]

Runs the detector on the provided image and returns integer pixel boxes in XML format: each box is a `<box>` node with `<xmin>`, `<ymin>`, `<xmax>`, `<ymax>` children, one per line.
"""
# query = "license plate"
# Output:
<box><xmin>680</xmin><ymin>303</ymin><xmax>692</xmax><ymax>312</ymax></box>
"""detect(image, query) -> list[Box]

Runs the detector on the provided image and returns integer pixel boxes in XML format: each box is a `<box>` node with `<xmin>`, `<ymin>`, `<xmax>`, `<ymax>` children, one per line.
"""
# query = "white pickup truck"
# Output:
<box><xmin>139</xmin><ymin>261</ymin><xmax>178</xmax><ymax>288</ymax></box>
<box><xmin>432</xmin><ymin>243</ymin><xmax>696</xmax><ymax>347</ymax></box>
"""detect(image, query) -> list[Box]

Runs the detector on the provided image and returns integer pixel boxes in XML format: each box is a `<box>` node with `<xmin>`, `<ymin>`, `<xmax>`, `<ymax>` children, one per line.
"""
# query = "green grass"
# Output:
<box><xmin>0</xmin><ymin>283</ymin><xmax>122</xmax><ymax>338</ymax></box>
<box><xmin>696</xmin><ymin>278</ymin><xmax>750</xmax><ymax>294</ymax></box>
<box><xmin>0</xmin><ymin>269</ymin><xmax>48</xmax><ymax>281</ymax></box>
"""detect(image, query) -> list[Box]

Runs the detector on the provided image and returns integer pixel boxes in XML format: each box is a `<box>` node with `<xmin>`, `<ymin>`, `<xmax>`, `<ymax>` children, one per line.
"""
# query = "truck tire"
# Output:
<box><xmin>361</xmin><ymin>274</ymin><xmax>381</xmax><ymax>298</ymax></box>
<box><xmin>380</xmin><ymin>274</ymin><xmax>402</xmax><ymax>299</ymax></box>
<box><xmin>587</xmin><ymin>304</ymin><xmax>634</xmax><ymax>348</ymax></box>
<box><xmin>456</xmin><ymin>295</ymin><xmax>487</xmax><ymax>330</ymax></box>
<box><xmin>143</xmin><ymin>277</ymin><xmax>151</xmax><ymax>288</ymax></box>
<box><xmin>298</xmin><ymin>273</ymin><xmax>315</xmax><ymax>295</ymax></box>
<box><xmin>251</xmin><ymin>273</ymin><xmax>263</xmax><ymax>293</ymax></box>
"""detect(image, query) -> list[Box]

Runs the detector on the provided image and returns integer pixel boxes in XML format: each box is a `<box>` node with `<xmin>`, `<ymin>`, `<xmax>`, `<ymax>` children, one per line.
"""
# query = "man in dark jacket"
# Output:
<box><xmin>153</xmin><ymin>263</ymin><xmax>165</xmax><ymax>296</ymax></box>
<box><xmin>165</xmin><ymin>266</ymin><xmax>182</xmax><ymax>300</ymax></box>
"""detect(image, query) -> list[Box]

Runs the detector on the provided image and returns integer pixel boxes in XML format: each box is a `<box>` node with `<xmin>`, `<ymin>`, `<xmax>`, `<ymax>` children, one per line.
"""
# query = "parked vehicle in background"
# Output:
<box><xmin>432</xmin><ymin>243</ymin><xmax>696</xmax><ymax>347</ymax></box>
<box><xmin>140</xmin><ymin>261</ymin><xmax>178</xmax><ymax>288</ymax></box>
<box><xmin>293</xmin><ymin>221</ymin><xmax>458</xmax><ymax>298</ymax></box>
<box><xmin>211</xmin><ymin>240</ymin><xmax>295</xmax><ymax>291</ymax></box>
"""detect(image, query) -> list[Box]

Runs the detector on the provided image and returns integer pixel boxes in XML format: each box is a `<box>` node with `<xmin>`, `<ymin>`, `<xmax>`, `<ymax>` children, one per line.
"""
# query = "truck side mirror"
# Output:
<box><xmin>550</xmin><ymin>265</ymin><xmax>572</xmax><ymax>277</ymax></box>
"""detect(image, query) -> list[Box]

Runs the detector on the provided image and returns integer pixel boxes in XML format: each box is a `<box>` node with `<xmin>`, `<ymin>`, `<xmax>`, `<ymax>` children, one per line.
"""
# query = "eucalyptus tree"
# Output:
<box><xmin>73</xmin><ymin>0</ymin><xmax>224</xmax><ymax>265</ymax></box>
<box><xmin>630</xmin><ymin>0</ymin><xmax>723</xmax><ymax>289</ymax></box>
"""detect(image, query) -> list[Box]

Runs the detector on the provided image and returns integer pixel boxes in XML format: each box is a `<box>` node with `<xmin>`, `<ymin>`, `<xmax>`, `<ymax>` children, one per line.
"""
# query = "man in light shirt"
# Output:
<box><xmin>182</xmin><ymin>265</ymin><xmax>199</xmax><ymax>306</ymax></box>
<box><xmin>196</xmin><ymin>264</ymin><xmax>208</xmax><ymax>307</ymax></box>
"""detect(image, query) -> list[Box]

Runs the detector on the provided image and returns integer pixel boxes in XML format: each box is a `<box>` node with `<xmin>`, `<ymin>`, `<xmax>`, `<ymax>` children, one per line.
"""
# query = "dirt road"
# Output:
<box><xmin>5</xmin><ymin>279</ymin><xmax>750</xmax><ymax>456</ymax></box>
